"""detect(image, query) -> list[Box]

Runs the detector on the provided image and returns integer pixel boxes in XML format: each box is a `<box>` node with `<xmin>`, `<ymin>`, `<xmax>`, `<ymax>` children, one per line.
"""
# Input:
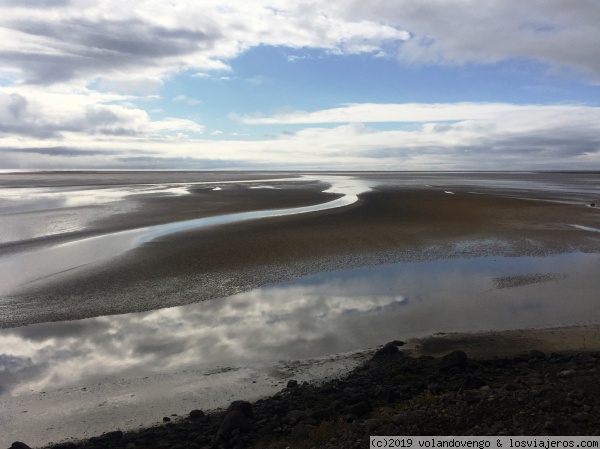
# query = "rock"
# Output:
<box><xmin>463</xmin><ymin>376</ymin><xmax>487</xmax><ymax>390</ymax></box>
<box><xmin>529</xmin><ymin>350</ymin><xmax>545</xmax><ymax>360</ymax></box>
<box><xmin>348</xmin><ymin>393</ymin><xmax>369</xmax><ymax>405</ymax></box>
<box><xmin>226</xmin><ymin>400</ymin><xmax>253</xmax><ymax>419</ymax></box>
<box><xmin>392</xmin><ymin>340</ymin><xmax>406</xmax><ymax>346</ymax></box>
<box><xmin>11</xmin><ymin>443</ymin><xmax>32</xmax><ymax>449</ymax></box>
<box><xmin>287</xmin><ymin>379</ymin><xmax>298</xmax><ymax>389</ymax></box>
<box><xmin>310</xmin><ymin>406</ymin><xmax>336</xmax><ymax>420</ymax></box>
<box><xmin>440</xmin><ymin>350</ymin><xmax>469</xmax><ymax>372</ymax></box>
<box><xmin>214</xmin><ymin>410</ymin><xmax>252</xmax><ymax>443</ymax></box>
<box><xmin>285</xmin><ymin>409</ymin><xmax>307</xmax><ymax>421</ymax></box>
<box><xmin>163</xmin><ymin>416</ymin><xmax>171</xmax><ymax>422</ymax></box>
<box><xmin>50</xmin><ymin>444</ymin><xmax>76</xmax><ymax>449</ymax></box>
<box><xmin>89</xmin><ymin>430</ymin><xmax>124</xmax><ymax>445</ymax></box>
<box><xmin>266</xmin><ymin>442</ymin><xmax>291</xmax><ymax>449</ymax></box>
<box><xmin>289</xmin><ymin>422</ymin><xmax>311</xmax><ymax>440</ymax></box>
<box><xmin>374</xmin><ymin>342</ymin><xmax>400</xmax><ymax>357</ymax></box>
<box><xmin>591</xmin><ymin>203</ymin><xmax>596</xmax><ymax>207</ymax></box>
<box><xmin>349</xmin><ymin>401</ymin><xmax>371</xmax><ymax>417</ymax></box>
<box><xmin>188</xmin><ymin>409</ymin><xmax>205</xmax><ymax>419</ymax></box>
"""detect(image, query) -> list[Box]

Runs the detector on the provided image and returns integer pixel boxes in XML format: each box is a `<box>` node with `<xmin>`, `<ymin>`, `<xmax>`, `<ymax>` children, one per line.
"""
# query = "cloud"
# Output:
<box><xmin>0</xmin><ymin>86</ymin><xmax>203</xmax><ymax>140</ymax></box>
<box><xmin>173</xmin><ymin>94</ymin><xmax>202</xmax><ymax>105</ymax></box>
<box><xmin>0</xmin><ymin>0</ymin><xmax>409</xmax><ymax>87</ymax></box>
<box><xmin>340</xmin><ymin>0</ymin><xmax>600</xmax><ymax>79</ymax></box>
<box><xmin>3</xmin><ymin>101</ymin><xmax>600</xmax><ymax>170</ymax></box>
<box><xmin>239</xmin><ymin>102</ymin><xmax>551</xmax><ymax>124</ymax></box>
<box><xmin>0</xmin><ymin>2</ymin><xmax>599</xmax><ymax>171</ymax></box>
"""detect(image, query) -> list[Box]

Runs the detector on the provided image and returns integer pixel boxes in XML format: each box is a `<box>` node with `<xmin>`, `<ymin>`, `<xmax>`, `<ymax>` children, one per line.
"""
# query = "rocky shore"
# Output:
<box><xmin>10</xmin><ymin>340</ymin><xmax>600</xmax><ymax>449</ymax></box>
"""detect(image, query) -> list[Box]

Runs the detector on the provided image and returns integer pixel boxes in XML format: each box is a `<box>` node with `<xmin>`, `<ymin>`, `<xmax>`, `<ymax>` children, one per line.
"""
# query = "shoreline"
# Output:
<box><xmin>2</xmin><ymin>172</ymin><xmax>600</xmax><ymax>448</ymax></box>
<box><xmin>15</xmin><ymin>323</ymin><xmax>600</xmax><ymax>449</ymax></box>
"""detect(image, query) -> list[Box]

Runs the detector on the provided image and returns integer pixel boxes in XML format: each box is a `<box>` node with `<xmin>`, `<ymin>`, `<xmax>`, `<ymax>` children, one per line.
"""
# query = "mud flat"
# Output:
<box><xmin>1</xmin><ymin>171</ymin><xmax>600</xmax><ymax>448</ymax></box>
<box><xmin>4</xmin><ymin>177</ymin><xmax>600</xmax><ymax>328</ymax></box>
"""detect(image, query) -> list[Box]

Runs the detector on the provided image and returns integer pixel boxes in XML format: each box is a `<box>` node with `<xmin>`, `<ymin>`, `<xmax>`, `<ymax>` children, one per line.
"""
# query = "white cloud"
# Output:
<box><xmin>1</xmin><ymin>1</ymin><xmax>599</xmax><ymax>171</ymax></box>
<box><xmin>339</xmin><ymin>0</ymin><xmax>600</xmax><ymax>79</ymax></box>
<box><xmin>240</xmin><ymin>103</ymin><xmax>563</xmax><ymax>124</ymax></box>
<box><xmin>2</xmin><ymin>102</ymin><xmax>600</xmax><ymax>170</ymax></box>
<box><xmin>173</xmin><ymin>95</ymin><xmax>202</xmax><ymax>105</ymax></box>
<box><xmin>0</xmin><ymin>0</ymin><xmax>409</xmax><ymax>87</ymax></box>
<box><xmin>0</xmin><ymin>86</ymin><xmax>203</xmax><ymax>140</ymax></box>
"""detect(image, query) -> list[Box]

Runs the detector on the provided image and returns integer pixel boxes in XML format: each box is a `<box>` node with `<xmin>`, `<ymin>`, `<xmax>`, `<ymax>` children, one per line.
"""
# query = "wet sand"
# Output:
<box><xmin>5</xmin><ymin>181</ymin><xmax>600</xmax><ymax>328</ymax></box>
<box><xmin>2</xmin><ymin>172</ymin><xmax>600</xmax><ymax>447</ymax></box>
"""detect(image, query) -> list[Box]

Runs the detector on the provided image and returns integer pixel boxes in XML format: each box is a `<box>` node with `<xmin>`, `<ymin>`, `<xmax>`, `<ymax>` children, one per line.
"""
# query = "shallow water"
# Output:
<box><xmin>1</xmin><ymin>251</ymin><xmax>600</xmax><ymax>447</ymax></box>
<box><xmin>0</xmin><ymin>171</ymin><xmax>599</xmax><ymax>446</ymax></box>
<box><xmin>2</xmin><ymin>251</ymin><xmax>599</xmax><ymax>395</ymax></box>
<box><xmin>0</xmin><ymin>175</ymin><xmax>372</xmax><ymax>297</ymax></box>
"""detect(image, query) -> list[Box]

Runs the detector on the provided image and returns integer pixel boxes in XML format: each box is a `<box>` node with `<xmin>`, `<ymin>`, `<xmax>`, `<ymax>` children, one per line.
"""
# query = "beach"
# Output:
<box><xmin>1</xmin><ymin>171</ymin><xmax>600</xmax><ymax>447</ymax></box>
<box><xmin>3</xmin><ymin>172</ymin><xmax>599</xmax><ymax>328</ymax></box>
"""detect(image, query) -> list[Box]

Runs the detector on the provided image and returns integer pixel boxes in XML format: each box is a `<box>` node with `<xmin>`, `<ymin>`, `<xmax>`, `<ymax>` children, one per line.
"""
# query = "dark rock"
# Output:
<box><xmin>266</xmin><ymin>442</ymin><xmax>290</xmax><ymax>449</ymax></box>
<box><xmin>462</xmin><ymin>391</ymin><xmax>482</xmax><ymax>404</ymax></box>
<box><xmin>391</xmin><ymin>340</ymin><xmax>406</xmax><ymax>346</ymax></box>
<box><xmin>591</xmin><ymin>203</ymin><xmax>596</xmax><ymax>207</ymax></box>
<box><xmin>374</xmin><ymin>342</ymin><xmax>400</xmax><ymax>357</ymax></box>
<box><xmin>348</xmin><ymin>393</ymin><xmax>369</xmax><ymax>405</ymax></box>
<box><xmin>285</xmin><ymin>410</ymin><xmax>307</xmax><ymax>421</ymax></box>
<box><xmin>289</xmin><ymin>422</ymin><xmax>311</xmax><ymax>440</ymax></box>
<box><xmin>89</xmin><ymin>430</ymin><xmax>124</xmax><ymax>445</ymax></box>
<box><xmin>462</xmin><ymin>376</ymin><xmax>487</xmax><ymax>390</ymax></box>
<box><xmin>427</xmin><ymin>382</ymin><xmax>443</xmax><ymax>393</ymax></box>
<box><xmin>440</xmin><ymin>350</ymin><xmax>469</xmax><ymax>372</ymax></box>
<box><xmin>287</xmin><ymin>379</ymin><xmax>298</xmax><ymax>389</ymax></box>
<box><xmin>163</xmin><ymin>416</ymin><xmax>171</xmax><ymax>422</ymax></box>
<box><xmin>11</xmin><ymin>443</ymin><xmax>32</xmax><ymax>449</ymax></box>
<box><xmin>310</xmin><ymin>406</ymin><xmax>336</xmax><ymax>421</ymax></box>
<box><xmin>348</xmin><ymin>401</ymin><xmax>371</xmax><ymax>417</ymax></box>
<box><xmin>227</xmin><ymin>400</ymin><xmax>253</xmax><ymax>419</ymax></box>
<box><xmin>529</xmin><ymin>350</ymin><xmax>545</xmax><ymax>360</ymax></box>
<box><xmin>214</xmin><ymin>410</ymin><xmax>252</xmax><ymax>443</ymax></box>
<box><xmin>188</xmin><ymin>409</ymin><xmax>205</xmax><ymax>419</ymax></box>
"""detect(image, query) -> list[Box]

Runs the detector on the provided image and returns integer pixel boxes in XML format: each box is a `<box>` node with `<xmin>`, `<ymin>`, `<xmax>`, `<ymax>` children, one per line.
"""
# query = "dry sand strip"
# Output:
<box><xmin>5</xmin><ymin>186</ymin><xmax>600</xmax><ymax>328</ymax></box>
<box><xmin>404</xmin><ymin>324</ymin><xmax>600</xmax><ymax>358</ymax></box>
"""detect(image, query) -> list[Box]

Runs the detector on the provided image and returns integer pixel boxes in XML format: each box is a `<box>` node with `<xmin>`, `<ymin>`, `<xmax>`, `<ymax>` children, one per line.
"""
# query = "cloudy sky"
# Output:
<box><xmin>1</xmin><ymin>0</ymin><xmax>600</xmax><ymax>170</ymax></box>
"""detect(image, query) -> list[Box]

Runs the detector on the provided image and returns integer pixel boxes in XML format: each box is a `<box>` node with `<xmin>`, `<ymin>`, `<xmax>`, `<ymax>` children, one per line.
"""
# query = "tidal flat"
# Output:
<box><xmin>0</xmin><ymin>171</ymin><xmax>599</xmax><ymax>447</ymax></box>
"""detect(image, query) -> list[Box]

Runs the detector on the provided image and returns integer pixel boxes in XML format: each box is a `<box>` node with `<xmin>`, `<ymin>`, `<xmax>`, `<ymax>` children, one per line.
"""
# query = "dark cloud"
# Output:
<box><xmin>2</xmin><ymin>0</ymin><xmax>69</xmax><ymax>7</ymax></box>
<box><xmin>1</xmin><ymin>146</ymin><xmax>123</xmax><ymax>157</ymax></box>
<box><xmin>2</xmin><ymin>18</ymin><xmax>220</xmax><ymax>84</ymax></box>
<box><xmin>117</xmin><ymin>156</ymin><xmax>256</xmax><ymax>170</ymax></box>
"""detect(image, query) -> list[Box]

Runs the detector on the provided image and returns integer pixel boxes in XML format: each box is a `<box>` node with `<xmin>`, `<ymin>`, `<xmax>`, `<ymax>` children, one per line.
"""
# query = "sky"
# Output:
<box><xmin>1</xmin><ymin>0</ymin><xmax>600</xmax><ymax>171</ymax></box>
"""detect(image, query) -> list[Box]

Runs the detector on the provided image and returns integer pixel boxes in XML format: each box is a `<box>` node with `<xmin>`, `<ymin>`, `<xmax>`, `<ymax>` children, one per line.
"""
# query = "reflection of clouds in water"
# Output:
<box><xmin>0</xmin><ymin>184</ymin><xmax>194</xmax><ymax>214</ymax></box>
<box><xmin>1</xmin><ymin>252</ymin><xmax>600</xmax><ymax>395</ymax></box>
<box><xmin>0</xmin><ymin>283</ymin><xmax>405</xmax><ymax>394</ymax></box>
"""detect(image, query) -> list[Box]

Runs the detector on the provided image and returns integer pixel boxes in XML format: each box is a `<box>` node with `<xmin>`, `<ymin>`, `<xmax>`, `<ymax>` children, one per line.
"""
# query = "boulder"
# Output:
<box><xmin>214</xmin><ymin>410</ymin><xmax>252</xmax><ymax>443</ymax></box>
<box><xmin>188</xmin><ymin>409</ymin><xmax>205</xmax><ymax>420</ymax></box>
<box><xmin>440</xmin><ymin>350</ymin><xmax>469</xmax><ymax>372</ymax></box>
<box><xmin>11</xmin><ymin>443</ymin><xmax>32</xmax><ymax>449</ymax></box>
<box><xmin>226</xmin><ymin>400</ymin><xmax>253</xmax><ymax>419</ymax></box>
<box><xmin>374</xmin><ymin>342</ymin><xmax>400</xmax><ymax>357</ymax></box>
